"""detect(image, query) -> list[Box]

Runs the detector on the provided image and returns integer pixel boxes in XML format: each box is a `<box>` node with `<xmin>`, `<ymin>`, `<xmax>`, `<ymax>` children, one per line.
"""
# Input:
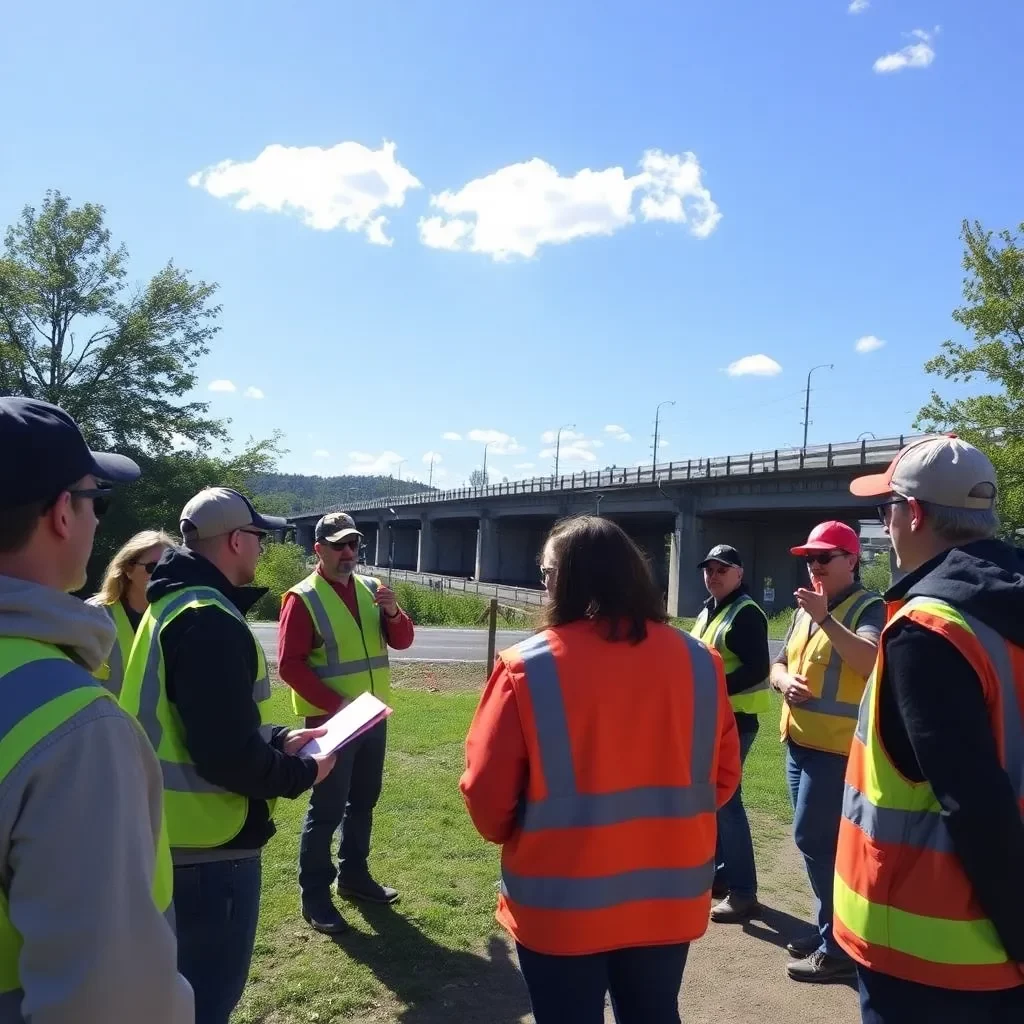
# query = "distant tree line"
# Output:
<box><xmin>246</xmin><ymin>472</ymin><xmax>436</xmax><ymax>515</ymax></box>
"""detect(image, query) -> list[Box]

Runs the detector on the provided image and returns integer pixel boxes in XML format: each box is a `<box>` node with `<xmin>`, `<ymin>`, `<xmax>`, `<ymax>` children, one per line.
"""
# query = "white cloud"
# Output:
<box><xmin>346</xmin><ymin>450</ymin><xmax>405</xmax><ymax>475</ymax></box>
<box><xmin>441</xmin><ymin>431</ymin><xmax>463</xmax><ymax>441</ymax></box>
<box><xmin>539</xmin><ymin>441</ymin><xmax>599</xmax><ymax>463</ymax></box>
<box><xmin>659</xmin><ymin>438</ymin><xmax>669</xmax><ymax>448</ymax></box>
<box><xmin>422</xmin><ymin>451</ymin><xmax>443</xmax><ymax>464</ymax></box>
<box><xmin>540</xmin><ymin>428</ymin><xmax>584</xmax><ymax>444</ymax></box>
<box><xmin>188</xmin><ymin>140</ymin><xmax>421</xmax><ymax>245</ymax></box>
<box><xmin>855</xmin><ymin>335</ymin><xmax>886</xmax><ymax>353</ymax></box>
<box><xmin>514</xmin><ymin>462</ymin><xmax>535</xmax><ymax>470</ymax></box>
<box><xmin>208</xmin><ymin>379</ymin><xmax>236</xmax><ymax>392</ymax></box>
<box><xmin>848</xmin><ymin>0</ymin><xmax>869</xmax><ymax>13</ymax></box>
<box><xmin>873</xmin><ymin>28</ymin><xmax>937</xmax><ymax>74</ymax></box>
<box><xmin>313</xmin><ymin>449</ymin><xmax>331</xmax><ymax>458</ymax></box>
<box><xmin>604</xmin><ymin>424</ymin><xmax>633</xmax><ymax>442</ymax></box>
<box><xmin>244</xmin><ymin>386</ymin><xmax>264</xmax><ymax>399</ymax></box>
<box><xmin>418</xmin><ymin>148</ymin><xmax>720</xmax><ymax>260</ymax></box>
<box><xmin>726</xmin><ymin>354</ymin><xmax>783</xmax><ymax>377</ymax></box>
<box><xmin>467</xmin><ymin>428</ymin><xmax>526</xmax><ymax>455</ymax></box>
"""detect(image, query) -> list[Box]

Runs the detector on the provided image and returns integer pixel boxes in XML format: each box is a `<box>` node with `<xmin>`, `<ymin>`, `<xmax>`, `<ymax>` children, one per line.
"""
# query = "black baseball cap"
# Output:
<box><xmin>0</xmin><ymin>397</ymin><xmax>141</xmax><ymax>509</ymax></box>
<box><xmin>698</xmin><ymin>544</ymin><xmax>743</xmax><ymax>569</ymax></box>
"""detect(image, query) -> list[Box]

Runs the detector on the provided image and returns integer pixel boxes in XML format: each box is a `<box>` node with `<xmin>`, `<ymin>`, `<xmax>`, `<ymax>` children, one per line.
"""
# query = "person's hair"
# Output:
<box><xmin>920</xmin><ymin>496</ymin><xmax>999</xmax><ymax>546</ymax></box>
<box><xmin>94</xmin><ymin>529</ymin><xmax>175</xmax><ymax>604</ymax></box>
<box><xmin>0</xmin><ymin>500</ymin><xmax>49</xmax><ymax>555</ymax></box>
<box><xmin>538</xmin><ymin>515</ymin><xmax>667</xmax><ymax>644</ymax></box>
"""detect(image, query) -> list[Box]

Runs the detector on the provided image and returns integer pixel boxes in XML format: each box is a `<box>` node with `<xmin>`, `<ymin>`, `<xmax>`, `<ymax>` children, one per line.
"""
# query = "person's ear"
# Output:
<box><xmin>45</xmin><ymin>491</ymin><xmax>76</xmax><ymax>542</ymax></box>
<box><xmin>907</xmin><ymin>497</ymin><xmax>925</xmax><ymax>532</ymax></box>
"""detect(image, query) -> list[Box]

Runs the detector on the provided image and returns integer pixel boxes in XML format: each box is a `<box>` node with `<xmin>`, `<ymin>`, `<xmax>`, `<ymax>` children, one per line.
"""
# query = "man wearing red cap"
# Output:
<box><xmin>770</xmin><ymin>520</ymin><xmax>883</xmax><ymax>983</ymax></box>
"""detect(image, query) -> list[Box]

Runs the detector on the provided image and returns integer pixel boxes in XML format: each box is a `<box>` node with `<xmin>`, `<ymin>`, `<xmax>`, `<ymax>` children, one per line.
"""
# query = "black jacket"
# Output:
<box><xmin>882</xmin><ymin>539</ymin><xmax>1024</xmax><ymax>961</ymax></box>
<box><xmin>148</xmin><ymin>548</ymin><xmax>318</xmax><ymax>852</ymax></box>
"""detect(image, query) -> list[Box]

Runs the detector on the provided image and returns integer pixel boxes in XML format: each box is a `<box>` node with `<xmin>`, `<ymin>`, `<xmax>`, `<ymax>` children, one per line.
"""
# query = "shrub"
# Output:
<box><xmin>250</xmin><ymin>541</ymin><xmax>309</xmax><ymax>620</ymax></box>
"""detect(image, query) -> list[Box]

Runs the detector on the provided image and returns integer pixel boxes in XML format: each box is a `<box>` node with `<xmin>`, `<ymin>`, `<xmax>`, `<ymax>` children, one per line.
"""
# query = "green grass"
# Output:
<box><xmin>235</xmin><ymin>671</ymin><xmax>792</xmax><ymax>1023</ymax></box>
<box><xmin>673</xmin><ymin>607</ymin><xmax>794</xmax><ymax>640</ymax></box>
<box><xmin>389</xmin><ymin>581</ymin><xmax>534</xmax><ymax>630</ymax></box>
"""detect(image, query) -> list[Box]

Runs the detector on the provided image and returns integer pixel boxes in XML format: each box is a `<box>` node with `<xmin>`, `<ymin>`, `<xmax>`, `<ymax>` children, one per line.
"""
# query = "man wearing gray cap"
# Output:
<box><xmin>835</xmin><ymin>435</ymin><xmax>1024</xmax><ymax>1021</ymax></box>
<box><xmin>278</xmin><ymin>511</ymin><xmax>413</xmax><ymax>934</ymax></box>
<box><xmin>119</xmin><ymin>486</ymin><xmax>337</xmax><ymax>1024</ymax></box>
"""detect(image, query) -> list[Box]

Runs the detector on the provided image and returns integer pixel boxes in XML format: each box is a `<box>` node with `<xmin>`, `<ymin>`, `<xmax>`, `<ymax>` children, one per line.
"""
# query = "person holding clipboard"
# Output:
<box><xmin>770</xmin><ymin>521</ymin><xmax>883</xmax><ymax>984</ymax></box>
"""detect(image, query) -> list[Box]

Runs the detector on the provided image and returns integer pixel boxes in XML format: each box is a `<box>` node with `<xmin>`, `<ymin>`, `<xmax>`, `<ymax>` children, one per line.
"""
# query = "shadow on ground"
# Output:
<box><xmin>335</xmin><ymin>902</ymin><xmax>531</xmax><ymax>1024</ymax></box>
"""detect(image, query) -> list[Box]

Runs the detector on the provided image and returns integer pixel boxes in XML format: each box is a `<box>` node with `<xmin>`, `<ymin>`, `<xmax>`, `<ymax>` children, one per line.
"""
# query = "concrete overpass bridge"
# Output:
<box><xmin>288</xmin><ymin>435</ymin><xmax>913</xmax><ymax>618</ymax></box>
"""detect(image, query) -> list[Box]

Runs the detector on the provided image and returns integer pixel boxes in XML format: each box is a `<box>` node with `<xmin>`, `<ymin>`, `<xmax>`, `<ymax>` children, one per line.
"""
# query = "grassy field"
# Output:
<box><xmin>390</xmin><ymin>582</ymin><xmax>534</xmax><ymax>630</ymax></box>
<box><xmin>234</xmin><ymin>666</ymin><xmax>792</xmax><ymax>1024</ymax></box>
<box><xmin>673</xmin><ymin>608</ymin><xmax>794</xmax><ymax>641</ymax></box>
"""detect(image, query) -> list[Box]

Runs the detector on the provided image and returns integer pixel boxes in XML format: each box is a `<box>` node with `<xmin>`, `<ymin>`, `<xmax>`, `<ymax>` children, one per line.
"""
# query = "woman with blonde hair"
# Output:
<box><xmin>88</xmin><ymin>529</ymin><xmax>174</xmax><ymax>694</ymax></box>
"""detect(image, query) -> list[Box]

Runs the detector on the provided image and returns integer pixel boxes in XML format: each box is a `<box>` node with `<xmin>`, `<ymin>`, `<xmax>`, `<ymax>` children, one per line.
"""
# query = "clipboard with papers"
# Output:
<box><xmin>297</xmin><ymin>692</ymin><xmax>393</xmax><ymax>757</ymax></box>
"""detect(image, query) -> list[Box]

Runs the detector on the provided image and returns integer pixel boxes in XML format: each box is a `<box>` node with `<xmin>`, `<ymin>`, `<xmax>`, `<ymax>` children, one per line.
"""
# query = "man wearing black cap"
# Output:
<box><xmin>0</xmin><ymin>397</ymin><xmax>193</xmax><ymax>1022</ymax></box>
<box><xmin>278</xmin><ymin>511</ymin><xmax>413</xmax><ymax>933</ymax></box>
<box><xmin>690</xmin><ymin>544</ymin><xmax>771</xmax><ymax>924</ymax></box>
<box><xmin>118</xmin><ymin>486</ymin><xmax>337</xmax><ymax>1024</ymax></box>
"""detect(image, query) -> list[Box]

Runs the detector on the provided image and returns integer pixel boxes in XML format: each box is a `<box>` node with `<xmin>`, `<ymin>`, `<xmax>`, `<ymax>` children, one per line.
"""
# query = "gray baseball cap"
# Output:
<box><xmin>315</xmin><ymin>512</ymin><xmax>363</xmax><ymax>544</ymax></box>
<box><xmin>180</xmin><ymin>487</ymin><xmax>289</xmax><ymax>540</ymax></box>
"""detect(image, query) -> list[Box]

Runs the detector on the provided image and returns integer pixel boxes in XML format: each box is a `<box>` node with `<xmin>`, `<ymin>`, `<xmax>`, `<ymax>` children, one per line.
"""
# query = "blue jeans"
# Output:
<box><xmin>714</xmin><ymin>715</ymin><xmax>759</xmax><ymax>899</ymax></box>
<box><xmin>298</xmin><ymin>719</ymin><xmax>387</xmax><ymax>901</ymax></box>
<box><xmin>786</xmin><ymin>739</ymin><xmax>848</xmax><ymax>957</ymax></box>
<box><xmin>858</xmin><ymin>966</ymin><xmax>1024</xmax><ymax>1023</ymax></box>
<box><xmin>173</xmin><ymin>857</ymin><xmax>262</xmax><ymax>1024</ymax></box>
<box><xmin>516</xmin><ymin>942</ymin><xmax>689</xmax><ymax>1024</ymax></box>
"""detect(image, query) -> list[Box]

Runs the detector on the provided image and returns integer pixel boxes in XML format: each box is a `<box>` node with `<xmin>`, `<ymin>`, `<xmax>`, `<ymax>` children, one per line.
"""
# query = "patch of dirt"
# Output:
<box><xmin>389</xmin><ymin>662</ymin><xmax>486</xmax><ymax>693</ymax></box>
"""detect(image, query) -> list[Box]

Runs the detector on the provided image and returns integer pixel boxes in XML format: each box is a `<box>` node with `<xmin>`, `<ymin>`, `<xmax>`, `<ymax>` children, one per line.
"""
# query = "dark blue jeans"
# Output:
<box><xmin>714</xmin><ymin>715</ymin><xmax>759</xmax><ymax>899</ymax></box>
<box><xmin>858</xmin><ymin>966</ymin><xmax>1024</xmax><ymax>1023</ymax></box>
<box><xmin>173</xmin><ymin>857</ymin><xmax>262</xmax><ymax>1024</ymax></box>
<box><xmin>516</xmin><ymin>942</ymin><xmax>689</xmax><ymax>1024</ymax></box>
<box><xmin>298</xmin><ymin>719</ymin><xmax>387</xmax><ymax>901</ymax></box>
<box><xmin>786</xmin><ymin>739</ymin><xmax>849</xmax><ymax>956</ymax></box>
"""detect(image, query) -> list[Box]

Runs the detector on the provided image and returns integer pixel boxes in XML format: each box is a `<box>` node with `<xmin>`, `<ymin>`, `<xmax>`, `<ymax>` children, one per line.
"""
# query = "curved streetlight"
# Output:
<box><xmin>653</xmin><ymin>400</ymin><xmax>675</xmax><ymax>471</ymax></box>
<box><xmin>857</xmin><ymin>431</ymin><xmax>876</xmax><ymax>440</ymax></box>
<box><xmin>553</xmin><ymin>423</ymin><xmax>576</xmax><ymax>481</ymax></box>
<box><xmin>481</xmin><ymin>440</ymin><xmax>496</xmax><ymax>488</ymax></box>
<box><xmin>802</xmin><ymin>364</ymin><xmax>833</xmax><ymax>451</ymax></box>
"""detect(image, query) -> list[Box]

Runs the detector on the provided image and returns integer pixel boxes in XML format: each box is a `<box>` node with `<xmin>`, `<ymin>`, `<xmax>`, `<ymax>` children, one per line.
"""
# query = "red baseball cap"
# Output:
<box><xmin>790</xmin><ymin>521</ymin><xmax>860</xmax><ymax>557</ymax></box>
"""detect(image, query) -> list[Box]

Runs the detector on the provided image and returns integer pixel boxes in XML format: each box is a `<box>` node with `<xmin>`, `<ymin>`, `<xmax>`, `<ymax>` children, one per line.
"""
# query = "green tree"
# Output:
<box><xmin>916</xmin><ymin>219</ymin><xmax>1024</xmax><ymax>534</ymax></box>
<box><xmin>250</xmin><ymin>541</ymin><xmax>310</xmax><ymax>621</ymax></box>
<box><xmin>861</xmin><ymin>550</ymin><xmax>892</xmax><ymax>594</ymax></box>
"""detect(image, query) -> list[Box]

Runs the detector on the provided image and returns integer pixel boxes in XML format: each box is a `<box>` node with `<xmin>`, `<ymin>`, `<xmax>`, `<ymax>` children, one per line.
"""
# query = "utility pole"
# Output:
<box><xmin>553</xmin><ymin>422</ymin><xmax>576</xmax><ymax>480</ymax></box>
<box><xmin>397</xmin><ymin>459</ymin><xmax>406</xmax><ymax>482</ymax></box>
<box><xmin>427</xmin><ymin>454</ymin><xmax>435</xmax><ymax>488</ymax></box>
<box><xmin>652</xmin><ymin>400</ymin><xmax>675</xmax><ymax>470</ymax></box>
<box><xmin>482</xmin><ymin>440</ymin><xmax>495</xmax><ymax>487</ymax></box>
<box><xmin>801</xmin><ymin>364</ymin><xmax>833</xmax><ymax>450</ymax></box>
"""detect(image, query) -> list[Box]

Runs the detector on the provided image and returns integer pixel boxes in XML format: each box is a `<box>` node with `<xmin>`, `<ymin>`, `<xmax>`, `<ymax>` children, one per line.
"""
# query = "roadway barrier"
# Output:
<box><xmin>356</xmin><ymin>565</ymin><xmax>545</xmax><ymax>608</ymax></box>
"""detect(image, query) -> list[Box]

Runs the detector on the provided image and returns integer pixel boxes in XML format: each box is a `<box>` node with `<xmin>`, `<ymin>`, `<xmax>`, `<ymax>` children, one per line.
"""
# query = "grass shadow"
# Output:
<box><xmin>334</xmin><ymin>901</ymin><xmax>531</xmax><ymax>1024</ymax></box>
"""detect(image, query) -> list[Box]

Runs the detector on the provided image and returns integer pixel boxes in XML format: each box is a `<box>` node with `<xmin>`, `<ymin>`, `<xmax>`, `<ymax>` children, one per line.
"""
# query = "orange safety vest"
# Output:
<box><xmin>495</xmin><ymin>622</ymin><xmax>725</xmax><ymax>956</ymax></box>
<box><xmin>834</xmin><ymin>596</ymin><xmax>1024</xmax><ymax>991</ymax></box>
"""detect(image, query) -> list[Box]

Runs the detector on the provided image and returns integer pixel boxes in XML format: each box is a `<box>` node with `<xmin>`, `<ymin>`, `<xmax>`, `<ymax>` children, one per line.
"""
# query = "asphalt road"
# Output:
<box><xmin>253</xmin><ymin>622</ymin><xmax>785</xmax><ymax>665</ymax></box>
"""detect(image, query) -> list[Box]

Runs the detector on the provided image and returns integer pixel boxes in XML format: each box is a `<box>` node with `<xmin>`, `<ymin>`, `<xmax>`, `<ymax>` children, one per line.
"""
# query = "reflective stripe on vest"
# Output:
<box><xmin>691</xmin><ymin>595</ymin><xmax>771</xmax><ymax>715</ymax></box>
<box><xmin>0</xmin><ymin>639</ymin><xmax>173</xmax><ymax>1008</ymax></box>
<box><xmin>286</xmin><ymin>573</ymin><xmax>391</xmax><ymax>715</ymax></box>
<box><xmin>834</xmin><ymin>596</ymin><xmax>1024</xmax><ymax>989</ymax></box>
<box><xmin>89</xmin><ymin>600</ymin><xmax>136</xmax><ymax>697</ymax></box>
<box><xmin>119</xmin><ymin>587</ymin><xmax>274</xmax><ymax>848</ymax></box>
<box><xmin>781</xmin><ymin>588</ymin><xmax>881</xmax><ymax>754</ymax></box>
<box><xmin>500</xmin><ymin>630</ymin><xmax>719</xmax><ymax>911</ymax></box>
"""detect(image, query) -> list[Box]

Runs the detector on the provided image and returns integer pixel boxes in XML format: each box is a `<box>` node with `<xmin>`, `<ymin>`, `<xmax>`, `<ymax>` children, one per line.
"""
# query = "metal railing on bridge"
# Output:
<box><xmin>302</xmin><ymin>434</ymin><xmax>919</xmax><ymax>516</ymax></box>
<box><xmin>359</xmin><ymin>565</ymin><xmax>546</xmax><ymax>608</ymax></box>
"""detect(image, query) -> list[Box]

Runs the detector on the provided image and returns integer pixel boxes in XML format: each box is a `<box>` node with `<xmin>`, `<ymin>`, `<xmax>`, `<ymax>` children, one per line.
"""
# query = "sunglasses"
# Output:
<box><xmin>237</xmin><ymin>528</ymin><xmax>267</xmax><ymax>549</ymax></box>
<box><xmin>877</xmin><ymin>498</ymin><xmax>907</xmax><ymax>524</ymax></box>
<box><xmin>804</xmin><ymin>551</ymin><xmax>846</xmax><ymax>567</ymax></box>
<box><xmin>67</xmin><ymin>487</ymin><xmax>113</xmax><ymax>518</ymax></box>
<box><xmin>327</xmin><ymin>538</ymin><xmax>360</xmax><ymax>552</ymax></box>
<box><xmin>703</xmin><ymin>563</ymin><xmax>736</xmax><ymax>577</ymax></box>
<box><xmin>135</xmin><ymin>560</ymin><xmax>159</xmax><ymax>575</ymax></box>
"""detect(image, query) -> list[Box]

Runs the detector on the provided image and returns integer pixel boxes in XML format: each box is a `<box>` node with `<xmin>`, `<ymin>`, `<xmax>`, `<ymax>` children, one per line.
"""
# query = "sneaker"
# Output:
<box><xmin>786</xmin><ymin>931</ymin><xmax>822</xmax><ymax>959</ymax></box>
<box><xmin>301</xmin><ymin>901</ymin><xmax>349</xmax><ymax>935</ymax></box>
<box><xmin>338</xmin><ymin>874</ymin><xmax>400</xmax><ymax>905</ymax></box>
<box><xmin>711</xmin><ymin>881</ymin><xmax>729</xmax><ymax>900</ymax></box>
<box><xmin>786</xmin><ymin>949</ymin><xmax>856</xmax><ymax>983</ymax></box>
<box><xmin>709</xmin><ymin>893</ymin><xmax>760</xmax><ymax>923</ymax></box>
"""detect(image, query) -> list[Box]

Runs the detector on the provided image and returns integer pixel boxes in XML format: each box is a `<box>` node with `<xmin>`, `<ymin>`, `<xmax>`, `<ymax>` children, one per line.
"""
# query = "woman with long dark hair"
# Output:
<box><xmin>461</xmin><ymin>515</ymin><xmax>741</xmax><ymax>1023</ymax></box>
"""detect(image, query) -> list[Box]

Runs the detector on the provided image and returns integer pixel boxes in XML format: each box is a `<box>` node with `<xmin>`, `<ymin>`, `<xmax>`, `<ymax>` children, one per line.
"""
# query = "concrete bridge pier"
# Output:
<box><xmin>667</xmin><ymin>501</ymin><xmax>704</xmax><ymax>618</ymax></box>
<box><xmin>417</xmin><ymin>515</ymin><xmax>436</xmax><ymax>573</ymax></box>
<box><xmin>476</xmin><ymin>514</ymin><xmax>499</xmax><ymax>582</ymax></box>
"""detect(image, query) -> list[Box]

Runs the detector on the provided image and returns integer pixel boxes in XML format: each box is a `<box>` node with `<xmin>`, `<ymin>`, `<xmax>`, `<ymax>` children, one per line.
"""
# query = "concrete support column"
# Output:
<box><xmin>417</xmin><ymin>516</ymin><xmax>436</xmax><ymax>573</ymax></box>
<box><xmin>295</xmin><ymin>522</ymin><xmax>315</xmax><ymax>555</ymax></box>
<box><xmin>375</xmin><ymin>518</ymin><xmax>390</xmax><ymax>567</ymax></box>
<box><xmin>475</xmin><ymin>514</ymin><xmax>499</xmax><ymax>582</ymax></box>
<box><xmin>667</xmin><ymin>501</ymin><xmax>703</xmax><ymax>619</ymax></box>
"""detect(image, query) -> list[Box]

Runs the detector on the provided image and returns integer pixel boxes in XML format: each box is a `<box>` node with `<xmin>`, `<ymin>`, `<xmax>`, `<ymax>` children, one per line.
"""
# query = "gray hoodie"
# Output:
<box><xmin>0</xmin><ymin>576</ymin><xmax>194</xmax><ymax>1024</ymax></box>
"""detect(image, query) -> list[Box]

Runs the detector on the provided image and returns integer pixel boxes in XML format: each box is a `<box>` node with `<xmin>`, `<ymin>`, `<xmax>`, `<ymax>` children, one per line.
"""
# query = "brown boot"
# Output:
<box><xmin>710</xmin><ymin>893</ymin><xmax>761</xmax><ymax>923</ymax></box>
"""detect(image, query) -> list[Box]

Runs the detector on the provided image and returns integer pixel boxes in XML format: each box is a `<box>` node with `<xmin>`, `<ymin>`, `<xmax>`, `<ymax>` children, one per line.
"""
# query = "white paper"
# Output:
<box><xmin>297</xmin><ymin>692</ymin><xmax>393</xmax><ymax>757</ymax></box>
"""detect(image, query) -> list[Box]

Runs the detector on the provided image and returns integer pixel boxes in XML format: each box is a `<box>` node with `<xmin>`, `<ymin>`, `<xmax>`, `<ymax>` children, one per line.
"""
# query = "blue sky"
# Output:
<box><xmin>3</xmin><ymin>0</ymin><xmax>1022</xmax><ymax>486</ymax></box>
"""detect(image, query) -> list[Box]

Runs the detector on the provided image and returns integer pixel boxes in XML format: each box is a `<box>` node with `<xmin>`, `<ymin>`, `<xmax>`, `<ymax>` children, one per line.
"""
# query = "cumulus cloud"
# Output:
<box><xmin>244</xmin><ymin>386</ymin><xmax>264</xmax><ymax>399</ymax></box>
<box><xmin>188</xmin><ymin>140</ymin><xmax>421</xmax><ymax>245</ymax></box>
<box><xmin>848</xmin><ymin>0</ymin><xmax>869</xmax><ymax>13</ymax></box>
<box><xmin>422</xmin><ymin>451</ymin><xmax>443</xmax><ymax>464</ymax></box>
<box><xmin>540</xmin><ymin>428</ymin><xmax>584</xmax><ymax>444</ymax></box>
<box><xmin>419</xmin><ymin>148</ymin><xmax>720</xmax><ymax>260</ymax></box>
<box><xmin>467</xmin><ymin>428</ymin><xmax>526</xmax><ymax>455</ymax></box>
<box><xmin>855</xmin><ymin>335</ymin><xmax>886</xmax><ymax>353</ymax></box>
<box><xmin>313</xmin><ymin>449</ymin><xmax>331</xmax><ymax>458</ymax></box>
<box><xmin>514</xmin><ymin>462</ymin><xmax>535</xmax><ymax>471</ymax></box>
<box><xmin>873</xmin><ymin>28</ymin><xmax>937</xmax><ymax>74</ymax></box>
<box><xmin>604</xmin><ymin>424</ymin><xmax>633</xmax><ymax>442</ymax></box>
<box><xmin>726</xmin><ymin>354</ymin><xmax>783</xmax><ymax>377</ymax></box>
<box><xmin>208</xmin><ymin>379</ymin><xmax>236</xmax><ymax>392</ymax></box>
<box><xmin>442</xmin><ymin>431</ymin><xmax>463</xmax><ymax>441</ymax></box>
<box><xmin>346</xmin><ymin>450</ymin><xmax>405</xmax><ymax>474</ymax></box>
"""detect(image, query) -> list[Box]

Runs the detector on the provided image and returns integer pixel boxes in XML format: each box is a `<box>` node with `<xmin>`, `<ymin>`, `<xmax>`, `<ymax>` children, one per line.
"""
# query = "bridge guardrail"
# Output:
<box><xmin>293</xmin><ymin>433</ymin><xmax>921</xmax><ymax>518</ymax></box>
<box><xmin>359</xmin><ymin>565</ymin><xmax>546</xmax><ymax>608</ymax></box>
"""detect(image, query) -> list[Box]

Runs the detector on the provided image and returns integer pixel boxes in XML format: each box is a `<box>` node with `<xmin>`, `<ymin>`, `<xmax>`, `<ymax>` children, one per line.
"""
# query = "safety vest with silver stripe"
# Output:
<box><xmin>119</xmin><ymin>586</ymin><xmax>274</xmax><ymax>850</ymax></box>
<box><xmin>691</xmin><ymin>594</ymin><xmax>771</xmax><ymax>715</ymax></box>
<box><xmin>0</xmin><ymin>638</ymin><xmax>174</xmax><ymax>1018</ymax></box>
<box><xmin>286</xmin><ymin>572</ymin><xmax>391</xmax><ymax>716</ymax></box>
<box><xmin>87</xmin><ymin>598</ymin><xmax>136</xmax><ymax>697</ymax></box>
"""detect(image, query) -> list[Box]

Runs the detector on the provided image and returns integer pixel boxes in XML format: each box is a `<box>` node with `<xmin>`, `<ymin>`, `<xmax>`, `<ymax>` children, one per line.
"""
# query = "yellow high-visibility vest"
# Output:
<box><xmin>87</xmin><ymin>598</ymin><xmax>137</xmax><ymax>697</ymax></box>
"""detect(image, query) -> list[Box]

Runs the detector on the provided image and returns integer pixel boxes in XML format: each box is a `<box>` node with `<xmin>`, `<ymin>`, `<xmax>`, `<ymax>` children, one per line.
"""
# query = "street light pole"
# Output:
<box><xmin>801</xmin><ymin>364</ymin><xmax>833</xmax><ymax>451</ymax></box>
<box><xmin>595</xmin><ymin>493</ymin><xmax>604</xmax><ymax>516</ymax></box>
<box><xmin>553</xmin><ymin>423</ymin><xmax>576</xmax><ymax>481</ymax></box>
<box><xmin>482</xmin><ymin>440</ymin><xmax>495</xmax><ymax>487</ymax></box>
<box><xmin>397</xmin><ymin>459</ymin><xmax>406</xmax><ymax>482</ymax></box>
<box><xmin>652</xmin><ymin>400</ymin><xmax>675</xmax><ymax>470</ymax></box>
<box><xmin>428</xmin><ymin>454</ymin><xmax>435</xmax><ymax>488</ymax></box>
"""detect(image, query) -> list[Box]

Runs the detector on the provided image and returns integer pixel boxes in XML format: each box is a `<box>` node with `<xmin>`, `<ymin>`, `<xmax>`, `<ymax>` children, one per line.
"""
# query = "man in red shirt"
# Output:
<box><xmin>278</xmin><ymin>512</ymin><xmax>414</xmax><ymax>933</ymax></box>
